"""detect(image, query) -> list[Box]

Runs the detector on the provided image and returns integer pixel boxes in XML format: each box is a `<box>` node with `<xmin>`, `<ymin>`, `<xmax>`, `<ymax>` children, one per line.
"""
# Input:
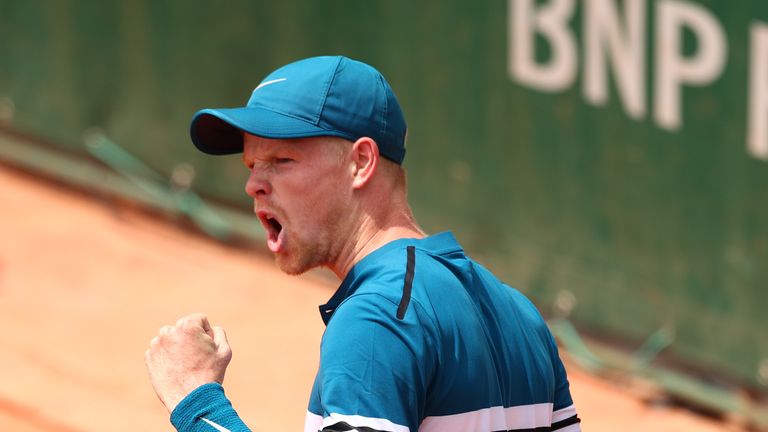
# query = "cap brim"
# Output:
<box><xmin>190</xmin><ymin>107</ymin><xmax>353</xmax><ymax>155</ymax></box>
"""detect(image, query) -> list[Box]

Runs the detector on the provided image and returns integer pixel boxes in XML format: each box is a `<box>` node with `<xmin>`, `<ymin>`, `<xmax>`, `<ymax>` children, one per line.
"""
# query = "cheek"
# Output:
<box><xmin>303</xmin><ymin>188</ymin><xmax>346</xmax><ymax>226</ymax></box>
<box><xmin>282</xmin><ymin>164</ymin><xmax>350</xmax><ymax>222</ymax></box>
<box><xmin>277</xmin><ymin>183</ymin><xmax>327</xmax><ymax>229</ymax></box>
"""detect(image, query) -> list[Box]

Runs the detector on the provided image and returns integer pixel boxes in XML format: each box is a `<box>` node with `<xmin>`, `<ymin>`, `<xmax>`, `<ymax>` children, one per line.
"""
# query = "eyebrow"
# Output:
<box><xmin>241</xmin><ymin>147</ymin><xmax>289</xmax><ymax>168</ymax></box>
<box><xmin>242</xmin><ymin>138</ymin><xmax>301</xmax><ymax>166</ymax></box>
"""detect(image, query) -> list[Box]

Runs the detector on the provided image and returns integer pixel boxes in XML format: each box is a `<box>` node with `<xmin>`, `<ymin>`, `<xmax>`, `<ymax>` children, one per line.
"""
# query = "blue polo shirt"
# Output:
<box><xmin>305</xmin><ymin>232</ymin><xmax>579</xmax><ymax>432</ymax></box>
<box><xmin>170</xmin><ymin>232</ymin><xmax>580</xmax><ymax>432</ymax></box>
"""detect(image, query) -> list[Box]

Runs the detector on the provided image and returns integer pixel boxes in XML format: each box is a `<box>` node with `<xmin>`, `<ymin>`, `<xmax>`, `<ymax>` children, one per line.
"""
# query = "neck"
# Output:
<box><xmin>329</xmin><ymin>209</ymin><xmax>425</xmax><ymax>280</ymax></box>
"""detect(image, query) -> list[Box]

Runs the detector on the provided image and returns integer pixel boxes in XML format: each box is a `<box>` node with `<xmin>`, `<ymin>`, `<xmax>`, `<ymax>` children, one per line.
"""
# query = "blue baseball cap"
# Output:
<box><xmin>190</xmin><ymin>56</ymin><xmax>407</xmax><ymax>164</ymax></box>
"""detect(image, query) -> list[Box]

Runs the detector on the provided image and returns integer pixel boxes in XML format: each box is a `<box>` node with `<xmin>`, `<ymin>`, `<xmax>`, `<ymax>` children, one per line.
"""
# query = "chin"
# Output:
<box><xmin>274</xmin><ymin>254</ymin><xmax>313</xmax><ymax>276</ymax></box>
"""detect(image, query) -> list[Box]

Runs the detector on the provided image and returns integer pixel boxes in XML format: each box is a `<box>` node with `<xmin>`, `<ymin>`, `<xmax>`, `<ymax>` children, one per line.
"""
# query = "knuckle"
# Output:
<box><xmin>149</xmin><ymin>336</ymin><xmax>160</xmax><ymax>348</ymax></box>
<box><xmin>177</xmin><ymin>312</ymin><xmax>206</xmax><ymax>327</ymax></box>
<box><xmin>180</xmin><ymin>325</ymin><xmax>198</xmax><ymax>336</ymax></box>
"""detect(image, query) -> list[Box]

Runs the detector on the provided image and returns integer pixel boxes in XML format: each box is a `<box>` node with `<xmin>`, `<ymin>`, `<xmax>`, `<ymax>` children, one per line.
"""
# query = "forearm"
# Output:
<box><xmin>170</xmin><ymin>383</ymin><xmax>251</xmax><ymax>432</ymax></box>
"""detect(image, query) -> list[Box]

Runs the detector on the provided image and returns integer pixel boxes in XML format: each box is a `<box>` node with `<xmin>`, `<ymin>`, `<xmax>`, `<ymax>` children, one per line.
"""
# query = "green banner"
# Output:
<box><xmin>0</xmin><ymin>0</ymin><xmax>766</xmax><ymax>389</ymax></box>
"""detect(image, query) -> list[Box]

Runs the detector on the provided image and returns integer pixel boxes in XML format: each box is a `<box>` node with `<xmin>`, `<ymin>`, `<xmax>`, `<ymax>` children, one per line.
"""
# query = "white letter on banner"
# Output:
<box><xmin>508</xmin><ymin>0</ymin><xmax>577</xmax><ymax>92</ymax></box>
<box><xmin>748</xmin><ymin>23</ymin><xmax>768</xmax><ymax>160</ymax></box>
<box><xmin>654</xmin><ymin>0</ymin><xmax>727</xmax><ymax>131</ymax></box>
<box><xmin>583</xmin><ymin>0</ymin><xmax>646</xmax><ymax>119</ymax></box>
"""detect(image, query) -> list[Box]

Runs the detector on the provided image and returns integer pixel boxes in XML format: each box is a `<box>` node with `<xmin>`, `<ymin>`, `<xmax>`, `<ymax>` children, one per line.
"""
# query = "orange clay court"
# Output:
<box><xmin>0</xmin><ymin>164</ymin><xmax>734</xmax><ymax>431</ymax></box>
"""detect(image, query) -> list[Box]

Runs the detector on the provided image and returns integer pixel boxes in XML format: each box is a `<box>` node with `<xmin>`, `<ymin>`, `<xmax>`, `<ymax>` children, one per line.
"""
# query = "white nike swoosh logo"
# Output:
<box><xmin>254</xmin><ymin>78</ymin><xmax>287</xmax><ymax>91</ymax></box>
<box><xmin>201</xmin><ymin>417</ymin><xmax>232</xmax><ymax>432</ymax></box>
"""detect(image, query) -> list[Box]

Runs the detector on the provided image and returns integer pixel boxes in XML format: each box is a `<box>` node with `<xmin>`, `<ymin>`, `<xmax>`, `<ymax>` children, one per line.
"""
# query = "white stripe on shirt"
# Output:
<box><xmin>419</xmin><ymin>403</ymin><xmax>554</xmax><ymax>432</ymax></box>
<box><xmin>553</xmin><ymin>403</ymin><xmax>578</xmax><ymax>423</ymax></box>
<box><xmin>305</xmin><ymin>411</ymin><xmax>323</xmax><ymax>432</ymax></box>
<box><xmin>323</xmin><ymin>412</ymin><xmax>410</xmax><ymax>432</ymax></box>
<box><xmin>304</xmin><ymin>403</ymin><xmax>580</xmax><ymax>432</ymax></box>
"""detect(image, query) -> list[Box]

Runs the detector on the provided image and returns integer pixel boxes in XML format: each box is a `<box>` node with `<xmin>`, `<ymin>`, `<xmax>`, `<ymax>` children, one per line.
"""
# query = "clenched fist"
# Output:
<box><xmin>145</xmin><ymin>313</ymin><xmax>232</xmax><ymax>412</ymax></box>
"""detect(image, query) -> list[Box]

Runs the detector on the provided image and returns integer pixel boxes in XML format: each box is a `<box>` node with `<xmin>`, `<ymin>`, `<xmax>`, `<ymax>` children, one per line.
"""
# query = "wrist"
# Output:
<box><xmin>164</xmin><ymin>379</ymin><xmax>220</xmax><ymax>413</ymax></box>
<box><xmin>170</xmin><ymin>383</ymin><xmax>231</xmax><ymax>431</ymax></box>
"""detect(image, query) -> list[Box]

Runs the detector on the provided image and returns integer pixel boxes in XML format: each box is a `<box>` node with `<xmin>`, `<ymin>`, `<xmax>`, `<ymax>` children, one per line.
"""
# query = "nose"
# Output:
<box><xmin>245</xmin><ymin>167</ymin><xmax>271</xmax><ymax>198</ymax></box>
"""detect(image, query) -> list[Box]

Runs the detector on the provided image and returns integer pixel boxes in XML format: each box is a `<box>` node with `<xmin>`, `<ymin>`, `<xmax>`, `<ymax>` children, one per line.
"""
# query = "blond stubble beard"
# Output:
<box><xmin>273</xmin><ymin>207</ymin><xmax>348</xmax><ymax>276</ymax></box>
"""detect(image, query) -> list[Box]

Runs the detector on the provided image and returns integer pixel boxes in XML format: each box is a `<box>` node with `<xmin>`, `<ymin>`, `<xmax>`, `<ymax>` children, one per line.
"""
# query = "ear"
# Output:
<box><xmin>350</xmin><ymin>137</ymin><xmax>379</xmax><ymax>189</ymax></box>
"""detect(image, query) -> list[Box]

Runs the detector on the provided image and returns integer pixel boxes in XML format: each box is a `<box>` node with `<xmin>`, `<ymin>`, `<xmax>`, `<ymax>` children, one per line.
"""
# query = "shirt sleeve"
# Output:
<box><xmin>170</xmin><ymin>383</ymin><xmax>252</xmax><ymax>432</ymax></box>
<box><xmin>549</xmin><ymin>336</ymin><xmax>581</xmax><ymax>432</ymax></box>
<box><xmin>313</xmin><ymin>292</ymin><xmax>437</xmax><ymax>432</ymax></box>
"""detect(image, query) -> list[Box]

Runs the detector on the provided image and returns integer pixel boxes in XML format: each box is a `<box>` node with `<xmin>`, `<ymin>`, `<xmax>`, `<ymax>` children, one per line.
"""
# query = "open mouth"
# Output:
<box><xmin>257</xmin><ymin>211</ymin><xmax>285</xmax><ymax>253</ymax></box>
<box><xmin>266</xmin><ymin>217</ymin><xmax>282</xmax><ymax>236</ymax></box>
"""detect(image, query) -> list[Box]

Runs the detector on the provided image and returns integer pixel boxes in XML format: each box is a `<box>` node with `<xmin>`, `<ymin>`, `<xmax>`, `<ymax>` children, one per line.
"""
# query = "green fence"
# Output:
<box><xmin>1</xmin><ymin>0</ymin><xmax>766</xmax><ymax>392</ymax></box>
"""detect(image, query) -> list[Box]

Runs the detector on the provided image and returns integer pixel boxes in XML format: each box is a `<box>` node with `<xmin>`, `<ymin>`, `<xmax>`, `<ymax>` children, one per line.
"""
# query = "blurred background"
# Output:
<box><xmin>0</xmin><ymin>0</ymin><xmax>767</xmax><ymax>430</ymax></box>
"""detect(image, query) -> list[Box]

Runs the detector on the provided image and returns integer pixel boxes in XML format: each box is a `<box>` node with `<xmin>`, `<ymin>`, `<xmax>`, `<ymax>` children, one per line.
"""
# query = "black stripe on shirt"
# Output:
<box><xmin>321</xmin><ymin>421</ymin><xmax>390</xmax><ymax>432</ymax></box>
<box><xmin>491</xmin><ymin>413</ymin><xmax>581</xmax><ymax>432</ymax></box>
<box><xmin>551</xmin><ymin>413</ymin><xmax>580</xmax><ymax>430</ymax></box>
<box><xmin>396</xmin><ymin>246</ymin><xmax>416</xmax><ymax>320</ymax></box>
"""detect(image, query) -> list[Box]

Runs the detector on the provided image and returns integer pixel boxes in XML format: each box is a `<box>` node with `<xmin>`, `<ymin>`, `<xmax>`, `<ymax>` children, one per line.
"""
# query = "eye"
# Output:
<box><xmin>275</xmin><ymin>157</ymin><xmax>294</xmax><ymax>164</ymax></box>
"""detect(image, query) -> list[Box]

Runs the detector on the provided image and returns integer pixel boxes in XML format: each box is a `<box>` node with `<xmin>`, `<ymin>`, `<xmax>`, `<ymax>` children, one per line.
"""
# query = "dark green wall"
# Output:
<box><xmin>1</xmin><ymin>0</ymin><xmax>766</xmax><ymax>389</ymax></box>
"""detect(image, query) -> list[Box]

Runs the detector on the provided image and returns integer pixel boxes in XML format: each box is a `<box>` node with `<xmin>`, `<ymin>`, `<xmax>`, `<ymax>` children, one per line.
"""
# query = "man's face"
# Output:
<box><xmin>242</xmin><ymin>134</ymin><xmax>351</xmax><ymax>275</ymax></box>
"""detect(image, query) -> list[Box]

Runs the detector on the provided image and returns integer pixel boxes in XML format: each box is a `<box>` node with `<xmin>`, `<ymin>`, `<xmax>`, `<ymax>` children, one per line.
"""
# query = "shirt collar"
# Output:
<box><xmin>318</xmin><ymin>231</ymin><xmax>462</xmax><ymax>325</ymax></box>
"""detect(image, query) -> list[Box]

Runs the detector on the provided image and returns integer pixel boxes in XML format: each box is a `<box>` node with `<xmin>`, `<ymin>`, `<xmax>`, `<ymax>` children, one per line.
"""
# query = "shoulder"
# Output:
<box><xmin>322</xmin><ymin>245</ymin><xmax>446</xmax><ymax>348</ymax></box>
<box><xmin>351</xmin><ymin>242</ymin><xmax>464</xmax><ymax>297</ymax></box>
<box><xmin>340</xmin><ymin>244</ymin><xmax>465</xmax><ymax>323</ymax></box>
